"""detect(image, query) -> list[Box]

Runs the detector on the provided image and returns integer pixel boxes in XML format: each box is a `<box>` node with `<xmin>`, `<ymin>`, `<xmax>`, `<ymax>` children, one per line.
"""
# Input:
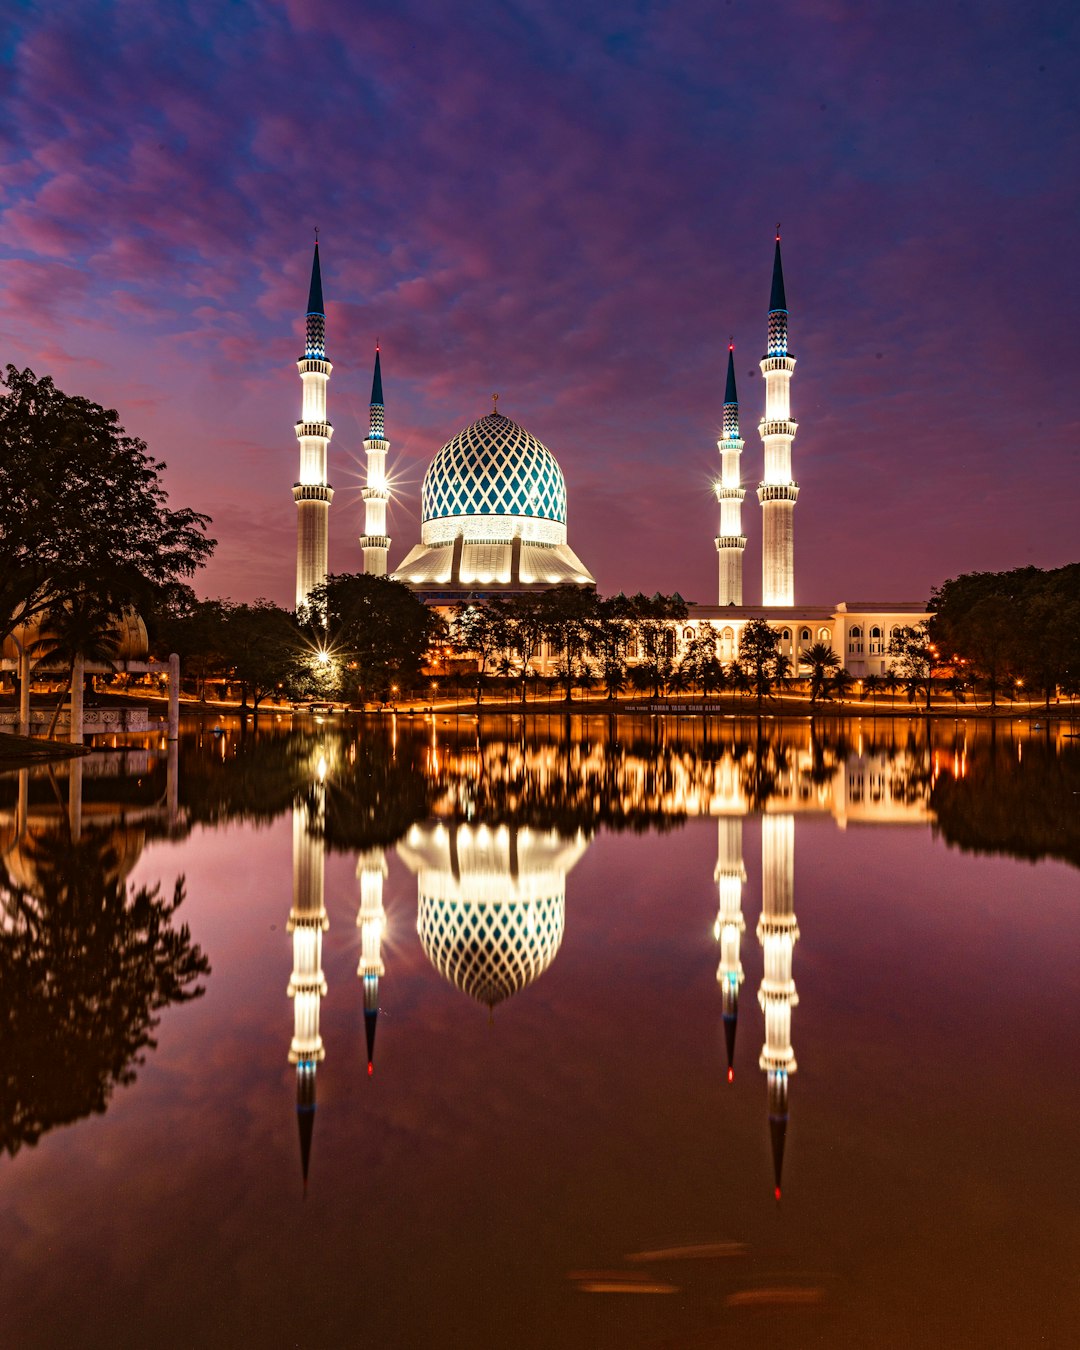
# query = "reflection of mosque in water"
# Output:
<box><xmin>398</xmin><ymin>821</ymin><xmax>586</xmax><ymax>1012</ymax></box>
<box><xmin>281</xmin><ymin>722</ymin><xmax>933</xmax><ymax>1195</ymax></box>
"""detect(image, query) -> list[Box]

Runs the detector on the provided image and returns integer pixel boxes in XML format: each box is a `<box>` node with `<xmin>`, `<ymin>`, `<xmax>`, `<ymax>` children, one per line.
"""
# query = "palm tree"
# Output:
<box><xmin>862</xmin><ymin>673</ymin><xmax>882</xmax><ymax>711</ymax></box>
<box><xmin>30</xmin><ymin>593</ymin><xmax>123</xmax><ymax>737</ymax></box>
<box><xmin>883</xmin><ymin>669</ymin><xmax>901</xmax><ymax>708</ymax></box>
<box><xmin>801</xmin><ymin>642</ymin><xmax>840</xmax><ymax>705</ymax></box>
<box><xmin>830</xmin><ymin>667</ymin><xmax>855</xmax><ymax>705</ymax></box>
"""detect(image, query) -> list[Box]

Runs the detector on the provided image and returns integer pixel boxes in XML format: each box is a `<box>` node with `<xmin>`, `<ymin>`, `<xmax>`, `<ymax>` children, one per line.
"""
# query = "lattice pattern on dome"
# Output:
<box><xmin>422</xmin><ymin>413</ymin><xmax>567</xmax><ymax>524</ymax></box>
<box><xmin>418</xmin><ymin>895</ymin><xmax>565</xmax><ymax>1007</ymax></box>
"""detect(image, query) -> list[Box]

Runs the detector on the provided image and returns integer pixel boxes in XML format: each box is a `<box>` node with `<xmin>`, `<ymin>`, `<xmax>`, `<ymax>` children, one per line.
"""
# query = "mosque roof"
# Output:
<box><xmin>421</xmin><ymin>411</ymin><xmax>568</xmax><ymax>526</ymax></box>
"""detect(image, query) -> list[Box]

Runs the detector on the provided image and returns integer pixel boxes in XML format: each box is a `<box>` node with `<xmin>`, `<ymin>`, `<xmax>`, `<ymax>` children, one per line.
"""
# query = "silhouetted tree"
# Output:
<box><xmin>0</xmin><ymin>827</ymin><xmax>210</xmax><ymax>1156</ymax></box>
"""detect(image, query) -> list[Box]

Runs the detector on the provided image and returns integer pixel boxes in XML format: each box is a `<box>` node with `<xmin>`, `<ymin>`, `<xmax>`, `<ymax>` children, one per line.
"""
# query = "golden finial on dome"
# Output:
<box><xmin>492</xmin><ymin>392</ymin><xmax>499</xmax><ymax>414</ymax></box>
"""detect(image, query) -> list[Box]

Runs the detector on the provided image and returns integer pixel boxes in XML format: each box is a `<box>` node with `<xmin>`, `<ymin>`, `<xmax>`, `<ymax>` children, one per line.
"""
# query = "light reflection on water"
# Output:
<box><xmin>1</xmin><ymin>715</ymin><xmax>1079</xmax><ymax>1349</ymax></box>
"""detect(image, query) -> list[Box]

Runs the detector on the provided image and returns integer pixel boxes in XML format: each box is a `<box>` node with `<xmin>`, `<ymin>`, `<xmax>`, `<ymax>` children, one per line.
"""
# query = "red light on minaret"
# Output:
<box><xmin>774</xmin><ymin>1186</ymin><xmax>782</xmax><ymax>1201</ymax></box>
<box><xmin>367</xmin><ymin>1061</ymin><xmax>374</xmax><ymax>1077</ymax></box>
<box><xmin>727</xmin><ymin>1067</ymin><xmax>734</xmax><ymax>1083</ymax></box>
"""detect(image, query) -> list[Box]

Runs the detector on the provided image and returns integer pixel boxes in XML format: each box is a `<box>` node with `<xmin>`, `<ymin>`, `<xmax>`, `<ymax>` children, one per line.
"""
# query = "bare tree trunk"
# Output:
<box><xmin>46</xmin><ymin>665</ymin><xmax>75</xmax><ymax>739</ymax></box>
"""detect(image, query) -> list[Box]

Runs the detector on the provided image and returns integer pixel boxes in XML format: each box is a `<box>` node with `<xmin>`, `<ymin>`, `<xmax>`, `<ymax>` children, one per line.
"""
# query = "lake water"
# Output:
<box><xmin>1</xmin><ymin>714</ymin><xmax>1078</xmax><ymax>1349</ymax></box>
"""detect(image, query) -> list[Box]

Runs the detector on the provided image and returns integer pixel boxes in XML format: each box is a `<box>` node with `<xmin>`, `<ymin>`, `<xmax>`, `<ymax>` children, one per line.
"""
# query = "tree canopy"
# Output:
<box><xmin>0</xmin><ymin>366</ymin><xmax>214</xmax><ymax>647</ymax></box>
<box><xmin>307</xmin><ymin>573</ymin><xmax>446</xmax><ymax>702</ymax></box>
<box><xmin>0</xmin><ymin>826</ymin><xmax>210</xmax><ymax>1156</ymax></box>
<box><xmin>931</xmin><ymin>565</ymin><xmax>1080</xmax><ymax>707</ymax></box>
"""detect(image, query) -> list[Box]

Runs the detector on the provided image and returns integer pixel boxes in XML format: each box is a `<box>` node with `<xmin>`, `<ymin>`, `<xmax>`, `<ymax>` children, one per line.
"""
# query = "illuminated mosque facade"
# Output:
<box><xmin>291</xmin><ymin>234</ymin><xmax>927</xmax><ymax>675</ymax></box>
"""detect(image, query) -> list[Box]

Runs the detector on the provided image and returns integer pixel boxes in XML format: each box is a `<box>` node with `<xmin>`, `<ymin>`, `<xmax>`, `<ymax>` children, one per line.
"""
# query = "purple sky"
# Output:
<box><xmin>2</xmin><ymin>0</ymin><xmax>1077</xmax><ymax>607</ymax></box>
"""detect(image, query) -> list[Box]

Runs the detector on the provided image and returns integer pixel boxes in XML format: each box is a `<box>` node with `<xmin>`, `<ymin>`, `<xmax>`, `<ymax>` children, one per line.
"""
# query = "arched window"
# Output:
<box><xmin>722</xmin><ymin>627</ymin><xmax>734</xmax><ymax>641</ymax></box>
<box><xmin>683</xmin><ymin>626</ymin><xmax>695</xmax><ymax>643</ymax></box>
<box><xmin>870</xmin><ymin>626</ymin><xmax>882</xmax><ymax>638</ymax></box>
<box><xmin>818</xmin><ymin>627</ymin><xmax>831</xmax><ymax>642</ymax></box>
<box><xmin>801</xmin><ymin>628</ymin><xmax>811</xmax><ymax>642</ymax></box>
<box><xmin>869</xmin><ymin>624</ymin><xmax>883</xmax><ymax>655</ymax></box>
<box><xmin>781</xmin><ymin>629</ymin><xmax>791</xmax><ymax>641</ymax></box>
<box><xmin>850</xmin><ymin>626</ymin><xmax>862</xmax><ymax>638</ymax></box>
<box><xmin>849</xmin><ymin>625</ymin><xmax>864</xmax><ymax>655</ymax></box>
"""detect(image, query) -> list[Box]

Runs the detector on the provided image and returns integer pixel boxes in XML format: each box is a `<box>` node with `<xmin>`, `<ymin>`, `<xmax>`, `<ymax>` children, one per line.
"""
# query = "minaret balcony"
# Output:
<box><xmin>363</xmin><ymin>437</ymin><xmax>390</xmax><ymax>453</ymax></box>
<box><xmin>757</xmin><ymin>482</ymin><xmax>800</xmax><ymax>504</ymax></box>
<box><xmin>715</xmin><ymin>534</ymin><xmax>748</xmax><ymax>551</ymax></box>
<box><xmin>759</xmin><ymin>1048</ymin><xmax>797</xmax><ymax>1073</ymax></box>
<box><xmin>718</xmin><ymin>433</ymin><xmax>744</xmax><ymax>450</ymax></box>
<box><xmin>759</xmin><ymin>419</ymin><xmax>798</xmax><ymax>438</ymax></box>
<box><xmin>297</xmin><ymin>358</ymin><xmax>332</xmax><ymax>376</ymax></box>
<box><xmin>758</xmin><ymin>979</ymin><xmax>799</xmax><ymax>1005</ymax></box>
<box><xmin>361</xmin><ymin>535</ymin><xmax>390</xmax><ymax>550</ymax></box>
<box><xmin>362</xmin><ymin>487</ymin><xmax>390</xmax><ymax>502</ymax></box>
<box><xmin>287</xmin><ymin>974</ymin><xmax>329</xmax><ymax>997</ymax></box>
<box><xmin>756</xmin><ymin>914</ymin><xmax>800</xmax><ymax>939</ymax></box>
<box><xmin>760</xmin><ymin>356</ymin><xmax>796</xmax><ymax>374</ymax></box>
<box><xmin>715</xmin><ymin>486</ymin><xmax>746</xmax><ymax>502</ymax></box>
<box><xmin>293</xmin><ymin>483</ymin><xmax>334</xmax><ymax>504</ymax></box>
<box><xmin>296</xmin><ymin>420</ymin><xmax>333</xmax><ymax>440</ymax></box>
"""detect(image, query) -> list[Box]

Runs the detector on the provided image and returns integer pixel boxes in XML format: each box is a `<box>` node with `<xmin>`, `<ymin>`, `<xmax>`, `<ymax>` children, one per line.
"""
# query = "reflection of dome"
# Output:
<box><xmin>1</xmin><ymin>823</ymin><xmax>145</xmax><ymax>899</ymax></box>
<box><xmin>398</xmin><ymin>821</ymin><xmax>588</xmax><ymax>1008</ymax></box>
<box><xmin>422</xmin><ymin>413</ymin><xmax>567</xmax><ymax>527</ymax></box>
<box><xmin>394</xmin><ymin>411</ymin><xmax>595</xmax><ymax>594</ymax></box>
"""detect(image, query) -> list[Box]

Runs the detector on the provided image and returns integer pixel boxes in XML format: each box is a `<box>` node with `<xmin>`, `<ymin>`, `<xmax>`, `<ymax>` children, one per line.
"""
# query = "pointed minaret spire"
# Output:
<box><xmin>769</xmin><ymin>226</ymin><xmax>787</xmax><ymax>318</ymax></box>
<box><xmin>360</xmin><ymin>346</ymin><xmax>391</xmax><ymax>576</ymax></box>
<box><xmin>293</xmin><ymin>238</ymin><xmax>334</xmax><ymax>610</ymax></box>
<box><xmin>715</xmin><ymin>340</ymin><xmax>747</xmax><ymax>604</ymax></box>
<box><xmin>296</xmin><ymin>1060</ymin><xmax>317</xmax><ymax>1194</ymax></box>
<box><xmin>768</xmin><ymin>1070</ymin><xmax>789</xmax><ymax>1202</ymax></box>
<box><xmin>757</xmin><ymin>227</ymin><xmax>799</xmax><ymax>605</ymax></box>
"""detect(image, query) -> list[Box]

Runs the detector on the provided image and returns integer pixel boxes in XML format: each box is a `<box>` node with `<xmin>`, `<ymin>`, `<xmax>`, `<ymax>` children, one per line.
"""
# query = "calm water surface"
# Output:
<box><xmin>1</xmin><ymin>715</ymin><xmax>1078</xmax><ymax>1349</ymax></box>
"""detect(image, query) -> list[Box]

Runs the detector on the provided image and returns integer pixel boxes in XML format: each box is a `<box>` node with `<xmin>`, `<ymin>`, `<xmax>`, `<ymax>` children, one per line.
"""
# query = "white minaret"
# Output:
<box><xmin>360</xmin><ymin>346</ymin><xmax>391</xmax><ymax>575</ymax></box>
<box><xmin>758</xmin><ymin>812</ymin><xmax>798</xmax><ymax>1200</ymax></box>
<box><xmin>715</xmin><ymin>341</ymin><xmax>747</xmax><ymax>605</ymax></box>
<box><xmin>293</xmin><ymin>237</ymin><xmax>334</xmax><ymax>610</ymax></box>
<box><xmin>757</xmin><ymin>230</ymin><xmax>799</xmax><ymax>606</ymax></box>
<box><xmin>288</xmin><ymin>754</ymin><xmax>329</xmax><ymax>1190</ymax></box>
<box><xmin>356</xmin><ymin>849</ymin><xmax>387</xmax><ymax>1075</ymax></box>
<box><xmin>714</xmin><ymin>816</ymin><xmax>746</xmax><ymax>1082</ymax></box>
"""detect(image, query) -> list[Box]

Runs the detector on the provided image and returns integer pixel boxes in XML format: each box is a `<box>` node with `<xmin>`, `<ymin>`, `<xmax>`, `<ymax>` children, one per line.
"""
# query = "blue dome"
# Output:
<box><xmin>421</xmin><ymin>412</ymin><xmax>567</xmax><ymax>525</ymax></box>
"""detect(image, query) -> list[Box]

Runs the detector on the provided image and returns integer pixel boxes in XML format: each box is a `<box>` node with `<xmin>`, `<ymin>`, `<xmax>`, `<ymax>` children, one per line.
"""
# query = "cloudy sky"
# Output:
<box><xmin>2</xmin><ymin>0</ymin><xmax>1076</xmax><ymax>605</ymax></box>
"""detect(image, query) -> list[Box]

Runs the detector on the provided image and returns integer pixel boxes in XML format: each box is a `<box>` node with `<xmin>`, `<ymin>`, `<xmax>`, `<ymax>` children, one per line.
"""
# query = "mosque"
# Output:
<box><xmin>291</xmin><ymin>236</ymin><xmax>927</xmax><ymax>676</ymax></box>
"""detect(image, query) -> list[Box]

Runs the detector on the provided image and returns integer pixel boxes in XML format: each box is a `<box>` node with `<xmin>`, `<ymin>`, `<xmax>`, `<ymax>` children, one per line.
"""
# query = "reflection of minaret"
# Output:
<box><xmin>757</xmin><ymin>813</ymin><xmax>798</xmax><ymax>1200</ymax></box>
<box><xmin>398</xmin><ymin>822</ymin><xmax>587</xmax><ymax>1012</ymax></box>
<box><xmin>288</xmin><ymin>758</ymin><xmax>328</xmax><ymax>1191</ymax></box>
<box><xmin>356</xmin><ymin>850</ymin><xmax>387</xmax><ymax>1075</ymax></box>
<box><xmin>714</xmin><ymin>818</ymin><xmax>746</xmax><ymax>1082</ymax></box>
